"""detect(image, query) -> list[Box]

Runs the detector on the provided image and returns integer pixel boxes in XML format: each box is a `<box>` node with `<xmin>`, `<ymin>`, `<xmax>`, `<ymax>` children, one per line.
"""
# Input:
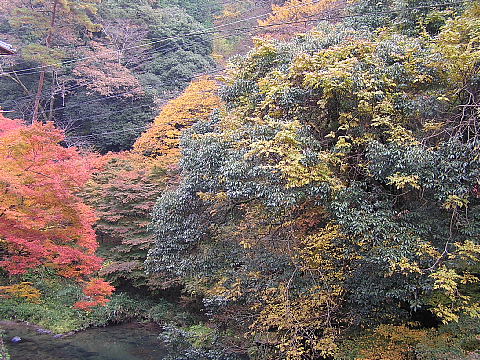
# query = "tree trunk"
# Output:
<box><xmin>32</xmin><ymin>71</ymin><xmax>46</xmax><ymax>124</ymax></box>
<box><xmin>32</xmin><ymin>0</ymin><xmax>59</xmax><ymax>124</ymax></box>
<box><xmin>48</xmin><ymin>70</ymin><xmax>57</xmax><ymax>122</ymax></box>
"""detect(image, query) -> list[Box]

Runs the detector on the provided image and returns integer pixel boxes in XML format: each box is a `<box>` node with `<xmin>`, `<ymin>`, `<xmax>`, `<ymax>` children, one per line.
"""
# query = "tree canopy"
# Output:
<box><xmin>0</xmin><ymin>113</ymin><xmax>113</xmax><ymax>309</ymax></box>
<box><xmin>1</xmin><ymin>0</ymin><xmax>480</xmax><ymax>359</ymax></box>
<box><xmin>146</xmin><ymin>2</ymin><xmax>480</xmax><ymax>358</ymax></box>
<box><xmin>0</xmin><ymin>0</ymin><xmax>218</xmax><ymax>152</ymax></box>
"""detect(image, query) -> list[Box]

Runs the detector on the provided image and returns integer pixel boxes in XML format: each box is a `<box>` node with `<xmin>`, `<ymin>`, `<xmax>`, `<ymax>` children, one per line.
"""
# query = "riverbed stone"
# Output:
<box><xmin>11</xmin><ymin>336</ymin><xmax>21</xmax><ymax>343</ymax></box>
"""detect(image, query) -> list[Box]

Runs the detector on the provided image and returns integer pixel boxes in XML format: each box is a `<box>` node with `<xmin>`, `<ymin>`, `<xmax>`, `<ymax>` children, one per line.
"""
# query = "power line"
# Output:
<box><xmin>1</xmin><ymin>1</ymin><xmax>465</xmax><ymax>131</ymax></box>
<box><xmin>62</xmin><ymin>69</ymin><xmax>225</xmax><ymax>141</ymax></box>
<box><xmin>38</xmin><ymin>34</ymin><xmax>233</xmax><ymax>115</ymax></box>
<box><xmin>0</xmin><ymin>39</ymin><xmax>182</xmax><ymax>105</ymax></box>
<box><xmin>59</xmin><ymin>1</ymin><xmax>466</xmax><ymax>142</ymax></box>
<box><xmin>1</xmin><ymin>63</ymin><xmax>224</xmax><ymax>131</ymax></box>
<box><xmin>1</xmin><ymin>0</ymin><xmax>464</xmax><ymax>130</ymax></box>
<box><xmin>67</xmin><ymin>125</ymin><xmax>151</xmax><ymax>140</ymax></box>
<box><xmin>0</xmin><ymin>34</ymin><xmax>217</xmax><ymax>110</ymax></box>
<box><xmin>0</xmin><ymin>0</ymin><xmax>329</xmax><ymax>77</ymax></box>
<box><xmin>0</xmin><ymin>1</ymin><xmax>462</xmax><ymax>78</ymax></box>
<box><xmin>58</xmin><ymin>67</ymin><xmax>226</xmax><ymax>137</ymax></box>
<box><xmin>0</xmin><ymin>28</ymin><xmax>241</xmax><ymax>112</ymax></box>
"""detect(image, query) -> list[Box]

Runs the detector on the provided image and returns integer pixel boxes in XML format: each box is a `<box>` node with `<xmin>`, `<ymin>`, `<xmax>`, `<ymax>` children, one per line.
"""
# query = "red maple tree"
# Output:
<box><xmin>0</xmin><ymin>113</ymin><xmax>113</xmax><ymax>309</ymax></box>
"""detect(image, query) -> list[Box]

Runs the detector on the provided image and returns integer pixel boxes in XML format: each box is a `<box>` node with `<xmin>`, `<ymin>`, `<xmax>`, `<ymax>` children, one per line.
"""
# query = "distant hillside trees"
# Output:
<box><xmin>0</xmin><ymin>0</ymin><xmax>219</xmax><ymax>152</ymax></box>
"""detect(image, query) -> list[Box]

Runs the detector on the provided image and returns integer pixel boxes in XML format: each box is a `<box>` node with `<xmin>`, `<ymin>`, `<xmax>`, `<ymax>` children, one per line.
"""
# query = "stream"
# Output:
<box><xmin>1</xmin><ymin>322</ymin><xmax>168</xmax><ymax>360</ymax></box>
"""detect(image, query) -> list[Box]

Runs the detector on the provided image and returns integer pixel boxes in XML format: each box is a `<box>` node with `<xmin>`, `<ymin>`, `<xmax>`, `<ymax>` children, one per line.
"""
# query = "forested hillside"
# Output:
<box><xmin>1</xmin><ymin>0</ymin><xmax>480</xmax><ymax>359</ymax></box>
<box><xmin>0</xmin><ymin>0</ymin><xmax>217</xmax><ymax>152</ymax></box>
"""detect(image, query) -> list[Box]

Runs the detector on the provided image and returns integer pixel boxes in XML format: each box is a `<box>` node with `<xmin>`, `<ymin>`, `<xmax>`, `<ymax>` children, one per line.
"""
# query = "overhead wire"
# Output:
<box><xmin>1</xmin><ymin>31</ymin><xmax>217</xmax><ymax>109</ymax></box>
<box><xmin>0</xmin><ymin>0</ymin><xmax>329</xmax><ymax>77</ymax></box>
<box><xmin>64</xmin><ymin>1</ymin><xmax>466</xmax><ymax>142</ymax></box>
<box><xmin>63</xmin><ymin>67</ymin><xmax>226</xmax><ymax>140</ymax></box>
<box><xmin>58</xmin><ymin>67</ymin><xmax>226</xmax><ymax>134</ymax></box>
<box><xmin>40</xmin><ymin>33</ymin><xmax>236</xmax><ymax>115</ymax></box>
<box><xmin>0</xmin><ymin>27</ymin><xmax>239</xmax><ymax>109</ymax></box>
<box><xmin>1</xmin><ymin>1</ymin><xmax>465</xmax><ymax>141</ymax></box>
<box><xmin>0</xmin><ymin>39</ymin><xmax>182</xmax><ymax>105</ymax></box>
<box><xmin>0</xmin><ymin>0</ymin><xmax>462</xmax><ymax>78</ymax></box>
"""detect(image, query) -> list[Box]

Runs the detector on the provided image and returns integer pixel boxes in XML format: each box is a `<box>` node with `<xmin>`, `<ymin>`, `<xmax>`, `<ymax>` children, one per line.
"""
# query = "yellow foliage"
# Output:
<box><xmin>133</xmin><ymin>76</ymin><xmax>221</xmax><ymax>167</ymax></box>
<box><xmin>291</xmin><ymin>37</ymin><xmax>426</xmax><ymax>146</ymax></box>
<box><xmin>246</xmin><ymin>224</ymin><xmax>352</xmax><ymax>359</ymax></box>
<box><xmin>244</xmin><ymin>120</ymin><xmax>342</xmax><ymax>189</ymax></box>
<box><xmin>197</xmin><ymin>191</ymin><xmax>229</xmax><ymax>202</ymax></box>
<box><xmin>443</xmin><ymin>195</ymin><xmax>469</xmax><ymax>209</ymax></box>
<box><xmin>432</xmin><ymin>304</ymin><xmax>460</xmax><ymax>323</ymax></box>
<box><xmin>423</xmin><ymin>120</ymin><xmax>445</xmax><ymax>132</ymax></box>
<box><xmin>431</xmin><ymin>266</ymin><xmax>462</xmax><ymax>296</ymax></box>
<box><xmin>215</xmin><ymin>0</ymin><xmax>254</xmax><ymax>20</ymax></box>
<box><xmin>387</xmin><ymin>173</ymin><xmax>421</xmax><ymax>190</ymax></box>
<box><xmin>389</xmin><ymin>257</ymin><xmax>422</xmax><ymax>275</ymax></box>
<box><xmin>415</xmin><ymin>242</ymin><xmax>441</xmax><ymax>259</ymax></box>
<box><xmin>183</xmin><ymin>8</ymin><xmax>480</xmax><ymax>357</ymax></box>
<box><xmin>436</xmin><ymin>2</ymin><xmax>480</xmax><ymax>85</ymax></box>
<box><xmin>450</xmin><ymin>240</ymin><xmax>480</xmax><ymax>262</ymax></box>
<box><xmin>0</xmin><ymin>282</ymin><xmax>42</xmax><ymax>303</ymax></box>
<box><xmin>428</xmin><ymin>265</ymin><xmax>480</xmax><ymax>324</ymax></box>
<box><xmin>253</xmin><ymin>283</ymin><xmax>342</xmax><ymax>360</ymax></box>
<box><xmin>298</xmin><ymin>223</ymin><xmax>349</xmax><ymax>277</ymax></box>
<box><xmin>259</xmin><ymin>0</ymin><xmax>337</xmax><ymax>28</ymax></box>
<box><xmin>208</xmin><ymin>276</ymin><xmax>243</xmax><ymax>301</ymax></box>
<box><xmin>350</xmin><ymin>325</ymin><xmax>430</xmax><ymax>360</ymax></box>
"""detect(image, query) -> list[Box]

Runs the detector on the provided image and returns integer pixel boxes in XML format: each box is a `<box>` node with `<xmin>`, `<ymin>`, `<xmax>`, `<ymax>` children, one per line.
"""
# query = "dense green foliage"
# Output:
<box><xmin>101</xmin><ymin>0</ymin><xmax>221</xmax><ymax>26</ymax></box>
<box><xmin>1</xmin><ymin>0</ymin><xmax>480</xmax><ymax>359</ymax></box>
<box><xmin>98</xmin><ymin>0</ymin><xmax>216</xmax><ymax>94</ymax></box>
<box><xmin>346</xmin><ymin>0</ymin><xmax>464</xmax><ymax>35</ymax></box>
<box><xmin>147</xmin><ymin>1</ymin><xmax>480</xmax><ymax>358</ymax></box>
<box><xmin>0</xmin><ymin>330</ymin><xmax>8</xmax><ymax>360</ymax></box>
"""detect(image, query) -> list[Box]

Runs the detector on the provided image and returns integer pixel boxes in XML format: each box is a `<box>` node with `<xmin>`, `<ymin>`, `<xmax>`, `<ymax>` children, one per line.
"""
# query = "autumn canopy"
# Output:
<box><xmin>0</xmin><ymin>113</ymin><xmax>113</xmax><ymax>308</ymax></box>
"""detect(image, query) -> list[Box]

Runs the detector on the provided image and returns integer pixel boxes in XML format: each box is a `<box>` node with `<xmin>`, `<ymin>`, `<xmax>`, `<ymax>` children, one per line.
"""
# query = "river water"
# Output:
<box><xmin>1</xmin><ymin>322</ymin><xmax>167</xmax><ymax>360</ymax></box>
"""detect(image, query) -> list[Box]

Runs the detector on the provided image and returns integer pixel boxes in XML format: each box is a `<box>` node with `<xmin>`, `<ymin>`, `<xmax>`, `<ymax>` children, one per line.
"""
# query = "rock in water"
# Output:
<box><xmin>11</xmin><ymin>336</ymin><xmax>21</xmax><ymax>343</ymax></box>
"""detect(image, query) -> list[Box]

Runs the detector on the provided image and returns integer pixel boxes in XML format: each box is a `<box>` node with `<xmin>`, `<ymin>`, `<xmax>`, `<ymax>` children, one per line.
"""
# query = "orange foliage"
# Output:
<box><xmin>73</xmin><ymin>278</ymin><xmax>115</xmax><ymax>310</ymax></box>
<box><xmin>0</xmin><ymin>113</ymin><xmax>113</xmax><ymax>309</ymax></box>
<box><xmin>82</xmin><ymin>151</ymin><xmax>165</xmax><ymax>289</ymax></box>
<box><xmin>84</xmin><ymin>151</ymin><xmax>163</xmax><ymax>248</ymax></box>
<box><xmin>133</xmin><ymin>76</ymin><xmax>221</xmax><ymax>167</ymax></box>
<box><xmin>357</xmin><ymin>325</ymin><xmax>427</xmax><ymax>360</ymax></box>
<box><xmin>343</xmin><ymin>325</ymin><xmax>455</xmax><ymax>360</ymax></box>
